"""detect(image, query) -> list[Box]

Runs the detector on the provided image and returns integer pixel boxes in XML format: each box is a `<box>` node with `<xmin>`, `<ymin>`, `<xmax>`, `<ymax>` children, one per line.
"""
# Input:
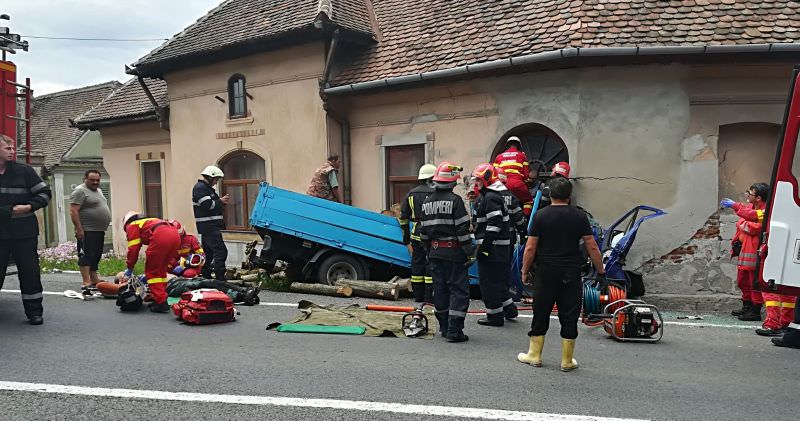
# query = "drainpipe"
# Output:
<box><xmin>319</xmin><ymin>28</ymin><xmax>351</xmax><ymax>204</ymax></box>
<box><xmin>136</xmin><ymin>75</ymin><xmax>169</xmax><ymax>131</ymax></box>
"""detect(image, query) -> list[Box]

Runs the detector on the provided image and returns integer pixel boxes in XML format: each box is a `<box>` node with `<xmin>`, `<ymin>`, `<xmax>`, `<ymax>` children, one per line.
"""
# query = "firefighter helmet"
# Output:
<box><xmin>418</xmin><ymin>164</ymin><xmax>437</xmax><ymax>180</ymax></box>
<box><xmin>551</xmin><ymin>161</ymin><xmax>571</xmax><ymax>178</ymax></box>
<box><xmin>122</xmin><ymin>210</ymin><xmax>143</xmax><ymax>228</ymax></box>
<box><xmin>472</xmin><ymin>163</ymin><xmax>498</xmax><ymax>186</ymax></box>
<box><xmin>201</xmin><ymin>165</ymin><xmax>225</xmax><ymax>179</ymax></box>
<box><xmin>506</xmin><ymin>136</ymin><xmax>522</xmax><ymax>147</ymax></box>
<box><xmin>432</xmin><ymin>162</ymin><xmax>463</xmax><ymax>183</ymax></box>
<box><xmin>168</xmin><ymin>219</ymin><xmax>185</xmax><ymax>236</ymax></box>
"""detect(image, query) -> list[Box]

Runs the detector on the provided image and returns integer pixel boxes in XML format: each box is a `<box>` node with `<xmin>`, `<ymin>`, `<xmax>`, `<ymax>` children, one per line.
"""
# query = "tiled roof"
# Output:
<box><xmin>331</xmin><ymin>0</ymin><xmax>800</xmax><ymax>86</ymax></box>
<box><xmin>74</xmin><ymin>78</ymin><xmax>168</xmax><ymax>127</ymax></box>
<box><xmin>133</xmin><ymin>0</ymin><xmax>374</xmax><ymax>73</ymax></box>
<box><xmin>28</xmin><ymin>81</ymin><xmax>120</xmax><ymax>170</ymax></box>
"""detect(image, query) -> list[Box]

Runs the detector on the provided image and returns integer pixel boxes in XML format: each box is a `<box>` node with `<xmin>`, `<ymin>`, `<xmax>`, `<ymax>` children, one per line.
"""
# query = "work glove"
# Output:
<box><xmin>124</xmin><ymin>268</ymin><xmax>133</xmax><ymax>278</ymax></box>
<box><xmin>596</xmin><ymin>273</ymin><xmax>608</xmax><ymax>293</ymax></box>
<box><xmin>720</xmin><ymin>198</ymin><xmax>735</xmax><ymax>209</ymax></box>
<box><xmin>172</xmin><ymin>266</ymin><xmax>184</xmax><ymax>275</ymax></box>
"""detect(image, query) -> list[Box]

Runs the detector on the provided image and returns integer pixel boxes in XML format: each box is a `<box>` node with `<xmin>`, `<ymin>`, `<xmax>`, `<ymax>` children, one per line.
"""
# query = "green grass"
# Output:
<box><xmin>40</xmin><ymin>257</ymin><xmax>145</xmax><ymax>276</ymax></box>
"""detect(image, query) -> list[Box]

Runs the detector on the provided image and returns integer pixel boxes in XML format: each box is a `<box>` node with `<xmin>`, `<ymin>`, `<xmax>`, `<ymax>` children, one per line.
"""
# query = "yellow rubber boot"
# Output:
<box><xmin>517</xmin><ymin>336</ymin><xmax>544</xmax><ymax>367</ymax></box>
<box><xmin>560</xmin><ymin>339</ymin><xmax>579</xmax><ymax>372</ymax></box>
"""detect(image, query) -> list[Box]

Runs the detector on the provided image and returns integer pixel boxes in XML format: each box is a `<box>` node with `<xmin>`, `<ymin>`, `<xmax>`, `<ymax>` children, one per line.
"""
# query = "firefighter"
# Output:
<box><xmin>420</xmin><ymin>162</ymin><xmax>472</xmax><ymax>343</ymax></box>
<box><xmin>517</xmin><ymin>177</ymin><xmax>606</xmax><ymax>371</ymax></box>
<box><xmin>123</xmin><ymin>211</ymin><xmax>182</xmax><ymax>313</ymax></box>
<box><xmin>193</xmin><ymin>165</ymin><xmax>229</xmax><ymax>281</ymax></box>
<box><xmin>536</xmin><ymin>161</ymin><xmax>571</xmax><ymax>210</ymax></box>
<box><xmin>0</xmin><ymin>134</ymin><xmax>51</xmax><ymax>325</ymax></box>
<box><xmin>472</xmin><ymin>163</ymin><xmax>518</xmax><ymax>326</ymax></box>
<box><xmin>167</xmin><ymin>220</ymin><xmax>205</xmax><ymax>279</ymax></box>
<box><xmin>496</xmin><ymin>168</ymin><xmax>527</xmax><ymax>245</ymax></box>
<box><xmin>493</xmin><ymin>136</ymin><xmax>533</xmax><ymax>216</ymax></box>
<box><xmin>722</xmin><ymin>183</ymin><xmax>795</xmax><ymax>332</ymax></box>
<box><xmin>772</xmin><ymin>297</ymin><xmax>800</xmax><ymax>349</ymax></box>
<box><xmin>399</xmin><ymin>164</ymin><xmax>436</xmax><ymax>302</ymax></box>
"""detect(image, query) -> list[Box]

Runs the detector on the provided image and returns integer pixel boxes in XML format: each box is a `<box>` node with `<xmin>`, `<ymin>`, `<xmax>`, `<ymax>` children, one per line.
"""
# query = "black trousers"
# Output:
<box><xmin>167</xmin><ymin>278</ymin><xmax>248</xmax><ymax>302</ymax></box>
<box><xmin>478</xmin><ymin>259</ymin><xmax>512</xmax><ymax>321</ymax></box>
<box><xmin>529</xmin><ymin>264</ymin><xmax>582</xmax><ymax>339</ymax></box>
<box><xmin>77</xmin><ymin>231</ymin><xmax>105</xmax><ymax>271</ymax></box>
<box><xmin>0</xmin><ymin>237</ymin><xmax>44</xmax><ymax>317</ymax></box>
<box><xmin>200</xmin><ymin>230</ymin><xmax>228</xmax><ymax>281</ymax></box>
<box><xmin>430</xmin><ymin>258</ymin><xmax>470</xmax><ymax>335</ymax></box>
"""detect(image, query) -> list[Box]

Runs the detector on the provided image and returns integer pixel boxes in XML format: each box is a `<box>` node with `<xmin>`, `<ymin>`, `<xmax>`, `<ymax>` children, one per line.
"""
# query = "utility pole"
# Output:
<box><xmin>0</xmin><ymin>14</ymin><xmax>31</xmax><ymax>163</ymax></box>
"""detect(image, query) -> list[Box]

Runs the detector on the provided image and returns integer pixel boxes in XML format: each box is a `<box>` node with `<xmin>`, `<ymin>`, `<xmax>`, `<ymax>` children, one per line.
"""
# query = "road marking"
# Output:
<box><xmin>0</xmin><ymin>380</ymin><xmax>646</xmax><ymax>421</ymax></box>
<box><xmin>0</xmin><ymin>290</ymin><xmax>758</xmax><ymax>330</ymax></box>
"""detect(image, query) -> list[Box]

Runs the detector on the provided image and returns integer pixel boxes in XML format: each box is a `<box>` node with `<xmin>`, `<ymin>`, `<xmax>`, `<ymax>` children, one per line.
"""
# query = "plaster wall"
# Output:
<box><xmin>341</xmin><ymin>63</ymin><xmax>792</xmax><ymax>307</ymax></box>
<box><xmin>100</xmin><ymin>121</ymin><xmax>170</xmax><ymax>255</ymax></box>
<box><xmin>164</xmin><ymin>43</ymin><xmax>328</xmax><ymax>235</ymax></box>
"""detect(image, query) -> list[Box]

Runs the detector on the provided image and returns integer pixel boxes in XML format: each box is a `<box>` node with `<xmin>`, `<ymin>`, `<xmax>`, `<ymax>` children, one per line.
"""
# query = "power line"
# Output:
<box><xmin>22</xmin><ymin>35</ymin><xmax>168</xmax><ymax>42</ymax></box>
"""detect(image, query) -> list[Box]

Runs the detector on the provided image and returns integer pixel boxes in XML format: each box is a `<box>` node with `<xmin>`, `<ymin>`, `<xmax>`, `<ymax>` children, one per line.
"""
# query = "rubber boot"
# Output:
<box><xmin>560</xmin><ymin>339</ymin><xmax>579</xmax><ymax>372</ymax></box>
<box><xmin>477</xmin><ymin>316</ymin><xmax>504</xmax><ymax>326</ymax></box>
<box><xmin>446</xmin><ymin>317</ymin><xmax>468</xmax><ymax>343</ymax></box>
<box><xmin>772</xmin><ymin>329</ymin><xmax>800</xmax><ymax>349</ymax></box>
<box><xmin>504</xmin><ymin>303</ymin><xmax>519</xmax><ymax>320</ymax></box>
<box><xmin>424</xmin><ymin>284</ymin><xmax>434</xmax><ymax>303</ymax></box>
<box><xmin>517</xmin><ymin>336</ymin><xmax>544</xmax><ymax>367</ymax></box>
<box><xmin>411</xmin><ymin>283</ymin><xmax>426</xmax><ymax>303</ymax></box>
<box><xmin>738</xmin><ymin>303</ymin><xmax>762</xmax><ymax>321</ymax></box>
<box><xmin>731</xmin><ymin>300</ymin><xmax>750</xmax><ymax>317</ymax></box>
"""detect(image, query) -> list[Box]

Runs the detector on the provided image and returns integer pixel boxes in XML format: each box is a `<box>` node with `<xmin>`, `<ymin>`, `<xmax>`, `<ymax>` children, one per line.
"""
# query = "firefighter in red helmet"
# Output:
<box><xmin>472</xmin><ymin>163</ymin><xmax>518</xmax><ymax>327</ymax></box>
<box><xmin>419</xmin><ymin>162</ymin><xmax>472</xmax><ymax>342</ymax></box>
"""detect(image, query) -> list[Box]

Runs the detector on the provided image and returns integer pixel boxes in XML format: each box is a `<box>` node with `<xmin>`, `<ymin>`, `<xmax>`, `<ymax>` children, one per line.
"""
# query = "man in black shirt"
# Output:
<box><xmin>517</xmin><ymin>177</ymin><xmax>605</xmax><ymax>371</ymax></box>
<box><xmin>0</xmin><ymin>135</ymin><xmax>51</xmax><ymax>325</ymax></box>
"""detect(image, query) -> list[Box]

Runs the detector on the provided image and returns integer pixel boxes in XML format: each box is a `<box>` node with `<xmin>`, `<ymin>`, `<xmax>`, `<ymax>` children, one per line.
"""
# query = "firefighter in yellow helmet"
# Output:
<box><xmin>398</xmin><ymin>164</ymin><xmax>437</xmax><ymax>302</ymax></box>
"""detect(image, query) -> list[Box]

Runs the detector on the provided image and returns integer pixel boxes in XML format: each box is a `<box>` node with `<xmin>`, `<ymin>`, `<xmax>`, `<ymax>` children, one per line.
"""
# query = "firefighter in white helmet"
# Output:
<box><xmin>398</xmin><ymin>164</ymin><xmax>437</xmax><ymax>302</ymax></box>
<box><xmin>192</xmin><ymin>165</ymin><xmax>229</xmax><ymax>281</ymax></box>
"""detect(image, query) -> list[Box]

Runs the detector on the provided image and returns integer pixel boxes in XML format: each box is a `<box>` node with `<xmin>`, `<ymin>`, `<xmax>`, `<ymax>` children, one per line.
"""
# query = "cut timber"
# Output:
<box><xmin>290</xmin><ymin>282</ymin><xmax>353</xmax><ymax>297</ymax></box>
<box><xmin>335</xmin><ymin>280</ymin><xmax>399</xmax><ymax>301</ymax></box>
<box><xmin>241</xmin><ymin>273</ymin><xmax>260</xmax><ymax>282</ymax></box>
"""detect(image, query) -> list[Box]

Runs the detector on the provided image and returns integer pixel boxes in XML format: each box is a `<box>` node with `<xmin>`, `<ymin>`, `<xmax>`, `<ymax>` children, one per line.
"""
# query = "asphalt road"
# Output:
<box><xmin>1</xmin><ymin>273</ymin><xmax>797</xmax><ymax>421</ymax></box>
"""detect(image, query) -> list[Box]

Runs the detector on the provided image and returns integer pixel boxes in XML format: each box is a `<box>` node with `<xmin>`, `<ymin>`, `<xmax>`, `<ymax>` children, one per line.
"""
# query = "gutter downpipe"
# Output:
<box><xmin>320</xmin><ymin>29</ymin><xmax>352</xmax><ymax>204</ymax></box>
<box><xmin>323</xmin><ymin>43</ymin><xmax>800</xmax><ymax>95</ymax></box>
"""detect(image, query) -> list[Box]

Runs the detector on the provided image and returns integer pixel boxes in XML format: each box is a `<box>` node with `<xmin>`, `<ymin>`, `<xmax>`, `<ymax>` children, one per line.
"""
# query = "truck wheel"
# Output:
<box><xmin>316</xmin><ymin>254</ymin><xmax>368</xmax><ymax>285</ymax></box>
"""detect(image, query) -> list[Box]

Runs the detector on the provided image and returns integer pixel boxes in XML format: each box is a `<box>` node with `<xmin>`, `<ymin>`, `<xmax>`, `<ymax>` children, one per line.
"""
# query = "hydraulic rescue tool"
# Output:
<box><xmin>401</xmin><ymin>304</ymin><xmax>429</xmax><ymax>337</ymax></box>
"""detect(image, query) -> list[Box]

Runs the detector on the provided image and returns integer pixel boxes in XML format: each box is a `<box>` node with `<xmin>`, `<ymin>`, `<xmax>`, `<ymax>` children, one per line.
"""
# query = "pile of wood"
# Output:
<box><xmin>288</xmin><ymin>278</ymin><xmax>412</xmax><ymax>301</ymax></box>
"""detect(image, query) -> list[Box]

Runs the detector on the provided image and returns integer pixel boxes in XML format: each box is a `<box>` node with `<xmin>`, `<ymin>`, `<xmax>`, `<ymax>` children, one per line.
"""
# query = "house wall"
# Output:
<box><xmin>101</xmin><ymin>121</ymin><xmax>171</xmax><ymax>254</ymax></box>
<box><xmin>163</xmin><ymin>42</ymin><xmax>329</xmax><ymax>237</ymax></box>
<box><xmin>336</xmin><ymin>63</ymin><xmax>791</xmax><ymax>308</ymax></box>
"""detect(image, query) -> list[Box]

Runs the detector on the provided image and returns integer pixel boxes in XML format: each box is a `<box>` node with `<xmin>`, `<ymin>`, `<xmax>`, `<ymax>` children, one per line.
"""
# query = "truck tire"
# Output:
<box><xmin>316</xmin><ymin>254</ymin><xmax>369</xmax><ymax>285</ymax></box>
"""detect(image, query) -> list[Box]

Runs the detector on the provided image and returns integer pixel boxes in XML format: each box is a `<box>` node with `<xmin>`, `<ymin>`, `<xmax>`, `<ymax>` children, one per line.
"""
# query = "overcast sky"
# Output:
<box><xmin>3</xmin><ymin>0</ymin><xmax>222</xmax><ymax>95</ymax></box>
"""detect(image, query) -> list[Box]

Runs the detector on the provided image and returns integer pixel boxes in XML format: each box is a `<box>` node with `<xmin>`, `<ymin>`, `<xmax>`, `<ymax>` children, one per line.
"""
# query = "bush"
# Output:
<box><xmin>39</xmin><ymin>242</ymin><xmax>144</xmax><ymax>276</ymax></box>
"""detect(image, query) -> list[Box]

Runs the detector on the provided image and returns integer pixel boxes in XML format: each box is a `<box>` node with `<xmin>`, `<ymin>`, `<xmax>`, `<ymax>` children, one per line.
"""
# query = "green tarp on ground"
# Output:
<box><xmin>266</xmin><ymin>300</ymin><xmax>437</xmax><ymax>339</ymax></box>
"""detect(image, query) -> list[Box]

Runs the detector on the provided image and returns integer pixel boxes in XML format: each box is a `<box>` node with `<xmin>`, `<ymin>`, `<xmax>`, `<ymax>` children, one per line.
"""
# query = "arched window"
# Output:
<box><xmin>227</xmin><ymin>74</ymin><xmax>247</xmax><ymax>119</ymax></box>
<box><xmin>219</xmin><ymin>151</ymin><xmax>265</xmax><ymax>230</ymax></box>
<box><xmin>492</xmin><ymin>123</ymin><xmax>568</xmax><ymax>177</ymax></box>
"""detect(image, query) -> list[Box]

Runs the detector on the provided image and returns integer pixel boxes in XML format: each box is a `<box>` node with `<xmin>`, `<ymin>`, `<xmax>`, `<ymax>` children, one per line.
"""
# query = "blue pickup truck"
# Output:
<box><xmin>249</xmin><ymin>182</ymin><xmax>429</xmax><ymax>284</ymax></box>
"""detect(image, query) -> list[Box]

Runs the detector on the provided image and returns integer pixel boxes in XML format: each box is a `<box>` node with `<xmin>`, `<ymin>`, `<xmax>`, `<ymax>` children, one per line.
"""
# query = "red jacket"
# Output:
<box><xmin>169</xmin><ymin>234</ymin><xmax>204</xmax><ymax>268</ymax></box>
<box><xmin>732</xmin><ymin>202</ymin><xmax>765</xmax><ymax>271</ymax></box>
<box><xmin>493</xmin><ymin>147</ymin><xmax>529</xmax><ymax>180</ymax></box>
<box><xmin>125</xmin><ymin>218</ymin><xmax>168</xmax><ymax>268</ymax></box>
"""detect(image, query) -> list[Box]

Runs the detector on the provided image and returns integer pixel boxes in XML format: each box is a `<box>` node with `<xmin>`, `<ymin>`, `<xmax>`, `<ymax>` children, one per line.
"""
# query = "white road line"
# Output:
<box><xmin>0</xmin><ymin>380</ymin><xmax>646</xmax><ymax>421</ymax></box>
<box><xmin>0</xmin><ymin>290</ymin><xmax>758</xmax><ymax>330</ymax></box>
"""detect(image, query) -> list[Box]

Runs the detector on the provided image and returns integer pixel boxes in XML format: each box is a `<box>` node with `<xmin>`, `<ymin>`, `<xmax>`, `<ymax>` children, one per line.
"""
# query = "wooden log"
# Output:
<box><xmin>290</xmin><ymin>282</ymin><xmax>353</xmax><ymax>297</ymax></box>
<box><xmin>335</xmin><ymin>280</ymin><xmax>399</xmax><ymax>301</ymax></box>
<box><xmin>241</xmin><ymin>273</ymin><xmax>260</xmax><ymax>282</ymax></box>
